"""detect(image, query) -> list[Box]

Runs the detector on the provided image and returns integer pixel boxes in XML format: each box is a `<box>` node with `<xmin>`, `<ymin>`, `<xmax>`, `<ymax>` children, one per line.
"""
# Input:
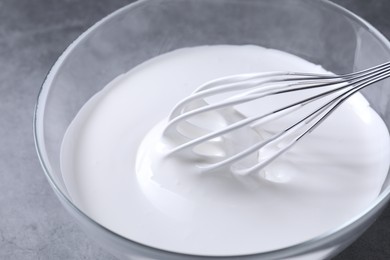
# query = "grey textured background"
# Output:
<box><xmin>1</xmin><ymin>0</ymin><xmax>390</xmax><ymax>259</ymax></box>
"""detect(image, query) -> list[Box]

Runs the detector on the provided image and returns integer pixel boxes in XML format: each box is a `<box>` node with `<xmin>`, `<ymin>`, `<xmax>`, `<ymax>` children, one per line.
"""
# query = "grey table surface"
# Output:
<box><xmin>1</xmin><ymin>0</ymin><xmax>390</xmax><ymax>259</ymax></box>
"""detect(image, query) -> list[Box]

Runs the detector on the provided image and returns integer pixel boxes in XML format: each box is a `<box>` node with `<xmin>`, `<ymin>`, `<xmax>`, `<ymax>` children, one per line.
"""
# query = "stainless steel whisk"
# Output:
<box><xmin>162</xmin><ymin>62</ymin><xmax>390</xmax><ymax>176</ymax></box>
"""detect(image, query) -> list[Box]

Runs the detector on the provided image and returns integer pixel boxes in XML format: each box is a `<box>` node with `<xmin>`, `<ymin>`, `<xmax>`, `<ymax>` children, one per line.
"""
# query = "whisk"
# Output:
<box><xmin>162</xmin><ymin>62</ymin><xmax>390</xmax><ymax>176</ymax></box>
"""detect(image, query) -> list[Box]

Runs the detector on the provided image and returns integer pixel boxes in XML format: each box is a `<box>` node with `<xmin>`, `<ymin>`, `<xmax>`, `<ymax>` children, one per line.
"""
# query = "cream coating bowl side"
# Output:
<box><xmin>34</xmin><ymin>0</ymin><xmax>390</xmax><ymax>259</ymax></box>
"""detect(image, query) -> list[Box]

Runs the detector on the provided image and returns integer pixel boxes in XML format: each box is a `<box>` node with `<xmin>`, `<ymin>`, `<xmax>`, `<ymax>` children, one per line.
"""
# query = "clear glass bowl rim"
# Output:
<box><xmin>33</xmin><ymin>0</ymin><xmax>390</xmax><ymax>258</ymax></box>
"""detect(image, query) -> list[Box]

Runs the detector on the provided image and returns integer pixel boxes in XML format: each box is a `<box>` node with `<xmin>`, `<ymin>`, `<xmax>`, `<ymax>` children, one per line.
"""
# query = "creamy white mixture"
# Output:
<box><xmin>61</xmin><ymin>45</ymin><xmax>390</xmax><ymax>256</ymax></box>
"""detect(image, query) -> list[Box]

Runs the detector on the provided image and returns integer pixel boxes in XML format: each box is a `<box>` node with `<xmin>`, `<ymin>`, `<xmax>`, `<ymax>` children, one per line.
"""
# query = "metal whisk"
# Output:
<box><xmin>162</xmin><ymin>62</ymin><xmax>390</xmax><ymax>176</ymax></box>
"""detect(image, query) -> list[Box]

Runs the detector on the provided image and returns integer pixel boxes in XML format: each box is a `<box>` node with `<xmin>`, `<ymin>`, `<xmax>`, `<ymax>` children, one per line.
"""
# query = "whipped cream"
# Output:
<box><xmin>61</xmin><ymin>45</ymin><xmax>390</xmax><ymax>256</ymax></box>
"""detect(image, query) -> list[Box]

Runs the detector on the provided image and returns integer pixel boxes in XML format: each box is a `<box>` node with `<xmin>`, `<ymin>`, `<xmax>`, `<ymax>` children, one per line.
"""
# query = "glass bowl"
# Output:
<box><xmin>34</xmin><ymin>0</ymin><xmax>390</xmax><ymax>259</ymax></box>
